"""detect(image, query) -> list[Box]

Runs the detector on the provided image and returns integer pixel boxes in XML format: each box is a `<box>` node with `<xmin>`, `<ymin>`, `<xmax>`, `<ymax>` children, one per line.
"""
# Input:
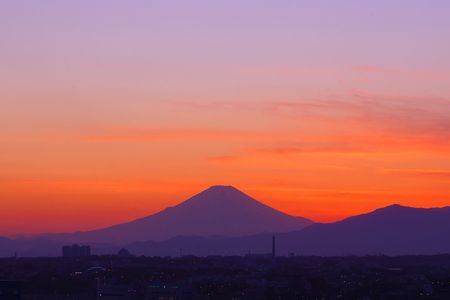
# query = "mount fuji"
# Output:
<box><xmin>47</xmin><ymin>185</ymin><xmax>313</xmax><ymax>244</ymax></box>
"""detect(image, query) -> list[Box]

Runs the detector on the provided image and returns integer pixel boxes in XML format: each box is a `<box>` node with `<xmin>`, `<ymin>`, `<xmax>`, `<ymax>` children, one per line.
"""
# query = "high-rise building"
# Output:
<box><xmin>62</xmin><ymin>244</ymin><xmax>91</xmax><ymax>257</ymax></box>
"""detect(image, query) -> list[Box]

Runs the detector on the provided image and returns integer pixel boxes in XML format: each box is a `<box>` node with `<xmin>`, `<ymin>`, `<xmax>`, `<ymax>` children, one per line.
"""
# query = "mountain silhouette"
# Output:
<box><xmin>47</xmin><ymin>185</ymin><xmax>313</xmax><ymax>245</ymax></box>
<box><xmin>2</xmin><ymin>202</ymin><xmax>450</xmax><ymax>257</ymax></box>
<box><xmin>276</xmin><ymin>204</ymin><xmax>450</xmax><ymax>256</ymax></box>
<box><xmin>0</xmin><ymin>237</ymin><xmax>62</xmax><ymax>257</ymax></box>
<box><xmin>117</xmin><ymin>204</ymin><xmax>450</xmax><ymax>257</ymax></box>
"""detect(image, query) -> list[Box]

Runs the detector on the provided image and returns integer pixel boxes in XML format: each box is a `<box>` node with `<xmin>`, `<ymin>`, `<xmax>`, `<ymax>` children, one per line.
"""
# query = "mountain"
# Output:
<box><xmin>121</xmin><ymin>204</ymin><xmax>450</xmax><ymax>257</ymax></box>
<box><xmin>4</xmin><ymin>203</ymin><xmax>450</xmax><ymax>257</ymax></box>
<box><xmin>277</xmin><ymin>204</ymin><xmax>450</xmax><ymax>256</ymax></box>
<box><xmin>46</xmin><ymin>185</ymin><xmax>313</xmax><ymax>245</ymax></box>
<box><xmin>0</xmin><ymin>237</ymin><xmax>62</xmax><ymax>257</ymax></box>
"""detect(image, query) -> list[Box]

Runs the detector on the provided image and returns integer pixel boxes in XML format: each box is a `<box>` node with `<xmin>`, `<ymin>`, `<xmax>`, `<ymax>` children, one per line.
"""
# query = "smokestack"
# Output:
<box><xmin>272</xmin><ymin>234</ymin><xmax>276</xmax><ymax>258</ymax></box>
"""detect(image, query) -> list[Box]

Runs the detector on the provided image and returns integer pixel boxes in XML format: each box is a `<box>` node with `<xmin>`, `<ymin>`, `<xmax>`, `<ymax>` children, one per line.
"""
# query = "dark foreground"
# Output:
<box><xmin>1</xmin><ymin>255</ymin><xmax>450</xmax><ymax>299</ymax></box>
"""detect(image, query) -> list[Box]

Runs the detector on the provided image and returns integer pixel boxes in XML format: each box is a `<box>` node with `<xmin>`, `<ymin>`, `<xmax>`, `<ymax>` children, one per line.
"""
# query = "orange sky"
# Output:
<box><xmin>1</xmin><ymin>1</ymin><xmax>450</xmax><ymax>235</ymax></box>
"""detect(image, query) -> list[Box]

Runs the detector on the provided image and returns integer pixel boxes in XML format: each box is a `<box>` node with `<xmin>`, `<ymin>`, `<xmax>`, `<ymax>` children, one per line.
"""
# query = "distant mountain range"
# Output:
<box><xmin>1</xmin><ymin>186</ymin><xmax>450</xmax><ymax>257</ymax></box>
<box><xmin>276</xmin><ymin>204</ymin><xmax>450</xmax><ymax>256</ymax></box>
<box><xmin>112</xmin><ymin>204</ymin><xmax>450</xmax><ymax>257</ymax></box>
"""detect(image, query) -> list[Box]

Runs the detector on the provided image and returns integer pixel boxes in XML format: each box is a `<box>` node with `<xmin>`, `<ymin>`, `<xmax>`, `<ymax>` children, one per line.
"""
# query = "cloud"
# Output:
<box><xmin>352</xmin><ymin>65</ymin><xmax>450</xmax><ymax>82</ymax></box>
<box><xmin>250</xmin><ymin>142</ymin><xmax>373</xmax><ymax>155</ymax></box>
<box><xmin>43</xmin><ymin>91</ymin><xmax>450</xmax><ymax>167</ymax></box>
<box><xmin>75</xmin><ymin>129</ymin><xmax>271</xmax><ymax>143</ymax></box>
<box><xmin>208</xmin><ymin>155</ymin><xmax>240</xmax><ymax>162</ymax></box>
<box><xmin>206</xmin><ymin>94</ymin><xmax>450</xmax><ymax>163</ymax></box>
<box><xmin>385</xmin><ymin>169</ymin><xmax>450</xmax><ymax>179</ymax></box>
<box><xmin>265</xmin><ymin>91</ymin><xmax>450</xmax><ymax>145</ymax></box>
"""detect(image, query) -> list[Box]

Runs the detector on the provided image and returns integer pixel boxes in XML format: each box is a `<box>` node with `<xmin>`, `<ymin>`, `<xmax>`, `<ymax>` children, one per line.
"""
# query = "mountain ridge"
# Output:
<box><xmin>117</xmin><ymin>203</ymin><xmax>450</xmax><ymax>257</ymax></box>
<box><xmin>1</xmin><ymin>202</ymin><xmax>450</xmax><ymax>257</ymax></box>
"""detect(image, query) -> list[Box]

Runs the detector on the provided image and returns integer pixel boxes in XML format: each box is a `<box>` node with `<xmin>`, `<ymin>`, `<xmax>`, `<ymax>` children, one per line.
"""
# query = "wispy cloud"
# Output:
<box><xmin>250</xmin><ymin>142</ymin><xmax>373</xmax><ymax>155</ymax></box>
<box><xmin>352</xmin><ymin>65</ymin><xmax>450</xmax><ymax>82</ymax></box>
<box><xmin>75</xmin><ymin>129</ymin><xmax>272</xmax><ymax>143</ymax></box>
<box><xmin>208</xmin><ymin>155</ymin><xmax>239</xmax><ymax>163</ymax></box>
<box><xmin>385</xmin><ymin>169</ymin><xmax>450</xmax><ymax>179</ymax></box>
<box><xmin>265</xmin><ymin>91</ymin><xmax>450</xmax><ymax>144</ymax></box>
<box><xmin>204</xmin><ymin>92</ymin><xmax>450</xmax><ymax>163</ymax></box>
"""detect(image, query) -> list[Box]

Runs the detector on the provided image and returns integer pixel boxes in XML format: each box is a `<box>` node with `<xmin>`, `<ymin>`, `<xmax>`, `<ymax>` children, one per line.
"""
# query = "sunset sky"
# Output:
<box><xmin>1</xmin><ymin>0</ymin><xmax>450</xmax><ymax>236</ymax></box>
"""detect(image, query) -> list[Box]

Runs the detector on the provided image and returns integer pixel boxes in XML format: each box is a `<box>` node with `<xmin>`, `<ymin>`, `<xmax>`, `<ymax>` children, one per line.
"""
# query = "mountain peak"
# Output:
<box><xmin>206</xmin><ymin>185</ymin><xmax>238</xmax><ymax>191</ymax></box>
<box><xmin>367</xmin><ymin>204</ymin><xmax>412</xmax><ymax>216</ymax></box>
<box><xmin>179</xmin><ymin>185</ymin><xmax>256</xmax><ymax>209</ymax></box>
<box><xmin>375</xmin><ymin>204</ymin><xmax>450</xmax><ymax>215</ymax></box>
<box><xmin>384</xmin><ymin>204</ymin><xmax>406</xmax><ymax>209</ymax></box>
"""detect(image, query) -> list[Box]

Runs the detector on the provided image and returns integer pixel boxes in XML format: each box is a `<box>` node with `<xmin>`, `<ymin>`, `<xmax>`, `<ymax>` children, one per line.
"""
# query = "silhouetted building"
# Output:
<box><xmin>0</xmin><ymin>281</ymin><xmax>21</xmax><ymax>300</ymax></box>
<box><xmin>62</xmin><ymin>244</ymin><xmax>91</xmax><ymax>257</ymax></box>
<box><xmin>118</xmin><ymin>248</ymin><xmax>132</xmax><ymax>257</ymax></box>
<box><xmin>272</xmin><ymin>234</ymin><xmax>276</xmax><ymax>258</ymax></box>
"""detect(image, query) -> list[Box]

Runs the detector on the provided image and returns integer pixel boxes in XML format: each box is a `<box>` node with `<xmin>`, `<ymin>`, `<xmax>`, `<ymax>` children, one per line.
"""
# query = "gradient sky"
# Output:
<box><xmin>1</xmin><ymin>0</ymin><xmax>450</xmax><ymax>235</ymax></box>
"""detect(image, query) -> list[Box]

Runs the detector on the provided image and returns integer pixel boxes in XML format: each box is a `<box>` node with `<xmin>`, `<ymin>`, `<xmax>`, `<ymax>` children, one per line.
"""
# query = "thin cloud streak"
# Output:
<box><xmin>352</xmin><ymin>65</ymin><xmax>450</xmax><ymax>81</ymax></box>
<box><xmin>72</xmin><ymin>129</ymin><xmax>276</xmax><ymax>143</ymax></box>
<box><xmin>266</xmin><ymin>92</ymin><xmax>450</xmax><ymax>143</ymax></box>
<box><xmin>385</xmin><ymin>169</ymin><xmax>450</xmax><ymax>179</ymax></box>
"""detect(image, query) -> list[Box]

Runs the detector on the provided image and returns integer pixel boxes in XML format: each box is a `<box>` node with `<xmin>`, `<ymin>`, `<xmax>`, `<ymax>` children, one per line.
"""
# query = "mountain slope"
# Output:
<box><xmin>0</xmin><ymin>237</ymin><xmax>62</xmax><ymax>257</ymax></box>
<box><xmin>47</xmin><ymin>185</ymin><xmax>313</xmax><ymax>244</ymax></box>
<box><xmin>277</xmin><ymin>204</ymin><xmax>450</xmax><ymax>256</ymax></box>
<box><xmin>121</xmin><ymin>204</ymin><xmax>450</xmax><ymax>257</ymax></box>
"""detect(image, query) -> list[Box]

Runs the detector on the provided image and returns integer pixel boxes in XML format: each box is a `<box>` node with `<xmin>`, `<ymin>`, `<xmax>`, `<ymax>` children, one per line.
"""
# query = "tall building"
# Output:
<box><xmin>272</xmin><ymin>234</ymin><xmax>276</xmax><ymax>258</ymax></box>
<box><xmin>62</xmin><ymin>244</ymin><xmax>91</xmax><ymax>257</ymax></box>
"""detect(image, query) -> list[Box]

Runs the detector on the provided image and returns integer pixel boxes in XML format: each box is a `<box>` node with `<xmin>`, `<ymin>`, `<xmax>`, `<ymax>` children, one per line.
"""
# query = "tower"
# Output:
<box><xmin>272</xmin><ymin>234</ymin><xmax>276</xmax><ymax>258</ymax></box>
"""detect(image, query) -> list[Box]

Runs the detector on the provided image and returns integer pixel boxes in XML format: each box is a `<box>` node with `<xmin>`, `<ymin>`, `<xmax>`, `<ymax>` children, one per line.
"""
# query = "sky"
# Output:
<box><xmin>1</xmin><ymin>0</ymin><xmax>450</xmax><ymax>235</ymax></box>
